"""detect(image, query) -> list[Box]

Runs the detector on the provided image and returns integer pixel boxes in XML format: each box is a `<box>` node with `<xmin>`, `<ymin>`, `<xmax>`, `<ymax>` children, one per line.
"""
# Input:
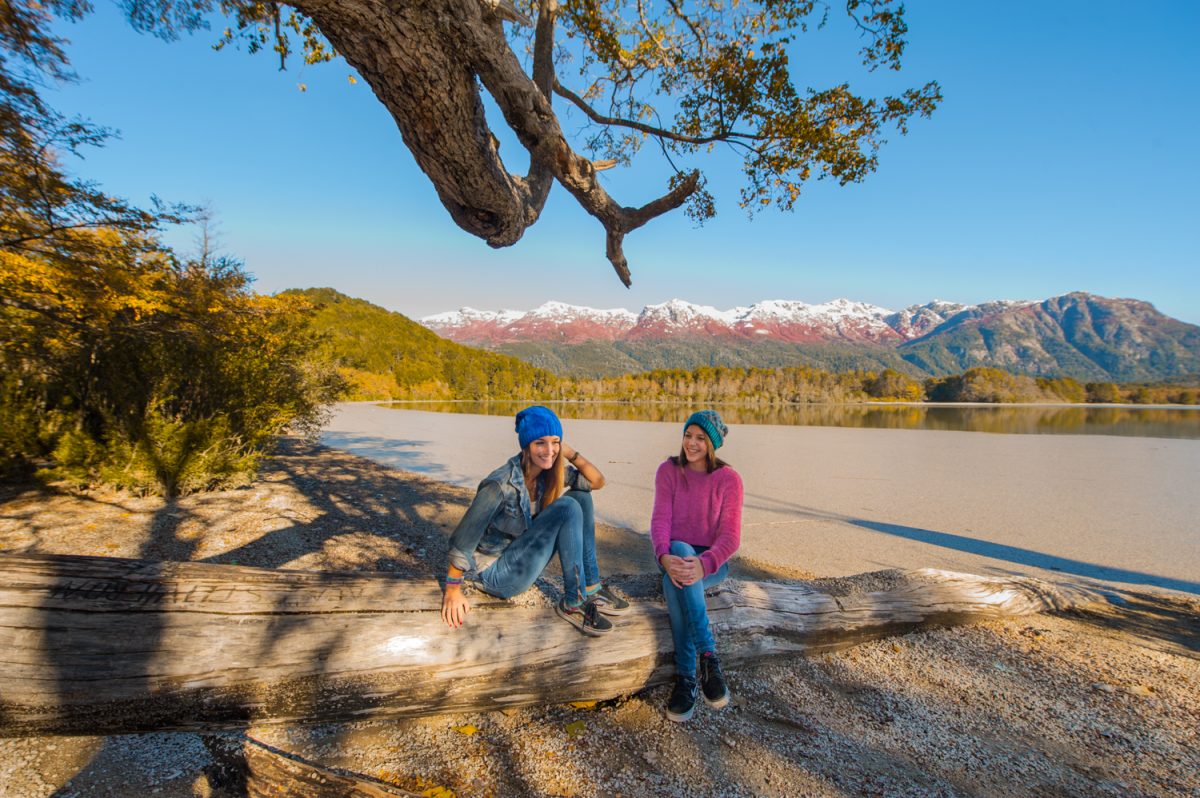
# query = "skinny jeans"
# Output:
<box><xmin>661</xmin><ymin>540</ymin><xmax>728</xmax><ymax>676</ymax></box>
<box><xmin>477</xmin><ymin>490</ymin><xmax>599</xmax><ymax>604</ymax></box>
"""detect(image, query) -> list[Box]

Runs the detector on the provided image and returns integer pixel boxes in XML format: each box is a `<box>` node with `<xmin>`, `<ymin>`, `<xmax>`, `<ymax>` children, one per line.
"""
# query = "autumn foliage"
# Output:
<box><xmin>0</xmin><ymin>237</ymin><xmax>343</xmax><ymax>493</ymax></box>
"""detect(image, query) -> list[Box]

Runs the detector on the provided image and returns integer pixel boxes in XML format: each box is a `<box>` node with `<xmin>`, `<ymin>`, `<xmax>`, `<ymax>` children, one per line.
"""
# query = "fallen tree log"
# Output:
<box><xmin>0</xmin><ymin>552</ymin><xmax>1110</xmax><ymax>736</ymax></box>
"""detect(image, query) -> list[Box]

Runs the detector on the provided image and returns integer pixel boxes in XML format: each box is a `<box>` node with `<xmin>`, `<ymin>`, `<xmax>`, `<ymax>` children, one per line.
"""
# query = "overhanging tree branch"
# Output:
<box><xmin>554</xmin><ymin>79</ymin><xmax>756</xmax><ymax>147</ymax></box>
<box><xmin>13</xmin><ymin>0</ymin><xmax>939</xmax><ymax>285</ymax></box>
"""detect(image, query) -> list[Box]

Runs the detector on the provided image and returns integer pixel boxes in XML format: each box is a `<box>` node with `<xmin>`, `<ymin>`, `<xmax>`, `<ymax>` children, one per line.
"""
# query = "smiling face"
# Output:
<box><xmin>682</xmin><ymin>425</ymin><xmax>712</xmax><ymax>471</ymax></box>
<box><xmin>526</xmin><ymin>435</ymin><xmax>561</xmax><ymax>473</ymax></box>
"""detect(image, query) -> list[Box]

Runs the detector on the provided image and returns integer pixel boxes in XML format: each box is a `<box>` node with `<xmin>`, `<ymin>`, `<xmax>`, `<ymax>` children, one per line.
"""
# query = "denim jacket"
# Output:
<box><xmin>447</xmin><ymin>453</ymin><xmax>592</xmax><ymax>573</ymax></box>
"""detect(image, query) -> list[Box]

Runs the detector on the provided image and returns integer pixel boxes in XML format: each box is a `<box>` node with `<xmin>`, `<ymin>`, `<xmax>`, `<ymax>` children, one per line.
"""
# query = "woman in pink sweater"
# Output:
<box><xmin>651</xmin><ymin>409</ymin><xmax>743</xmax><ymax>722</ymax></box>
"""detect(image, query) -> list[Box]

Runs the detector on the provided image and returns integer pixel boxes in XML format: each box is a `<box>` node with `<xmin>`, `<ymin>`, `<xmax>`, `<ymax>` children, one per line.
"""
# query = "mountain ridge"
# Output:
<box><xmin>423</xmin><ymin>296</ymin><xmax>1044</xmax><ymax>345</ymax></box>
<box><xmin>421</xmin><ymin>292</ymin><xmax>1200</xmax><ymax>381</ymax></box>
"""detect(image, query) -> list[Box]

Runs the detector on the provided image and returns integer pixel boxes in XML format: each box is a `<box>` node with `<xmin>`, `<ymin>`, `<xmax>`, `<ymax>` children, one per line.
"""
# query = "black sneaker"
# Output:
<box><xmin>555</xmin><ymin>597</ymin><xmax>613</xmax><ymax>636</ymax></box>
<box><xmin>666</xmin><ymin>675</ymin><xmax>699</xmax><ymax>722</ymax></box>
<box><xmin>699</xmin><ymin>651</ymin><xmax>729</xmax><ymax>708</ymax></box>
<box><xmin>589</xmin><ymin>584</ymin><xmax>631</xmax><ymax>616</ymax></box>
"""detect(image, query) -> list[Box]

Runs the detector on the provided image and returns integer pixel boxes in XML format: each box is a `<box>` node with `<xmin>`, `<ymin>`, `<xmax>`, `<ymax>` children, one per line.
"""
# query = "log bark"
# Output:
<box><xmin>0</xmin><ymin>552</ymin><xmax>1108</xmax><ymax>737</ymax></box>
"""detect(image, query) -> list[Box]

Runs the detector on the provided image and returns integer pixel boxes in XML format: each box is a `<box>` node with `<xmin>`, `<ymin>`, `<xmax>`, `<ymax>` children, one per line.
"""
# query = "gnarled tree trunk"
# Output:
<box><xmin>0</xmin><ymin>552</ymin><xmax>1108</xmax><ymax>737</ymax></box>
<box><xmin>288</xmin><ymin>0</ymin><xmax>696</xmax><ymax>284</ymax></box>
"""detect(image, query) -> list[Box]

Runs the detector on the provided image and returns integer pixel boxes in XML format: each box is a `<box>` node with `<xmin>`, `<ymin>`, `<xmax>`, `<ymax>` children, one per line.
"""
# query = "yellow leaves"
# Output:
<box><xmin>413</xmin><ymin>777</ymin><xmax>456</xmax><ymax>797</ymax></box>
<box><xmin>568</xmin><ymin>700</ymin><xmax>598</xmax><ymax>709</ymax></box>
<box><xmin>297</xmin><ymin>82</ymin><xmax>307</xmax><ymax>92</ymax></box>
<box><xmin>452</xmin><ymin>723</ymin><xmax>478</xmax><ymax>735</ymax></box>
<box><xmin>1</xmin><ymin>229</ymin><xmax>177</xmax><ymax>332</ymax></box>
<box><xmin>347</xmin><ymin>74</ymin><xmax>357</xmax><ymax>85</ymax></box>
<box><xmin>564</xmin><ymin>720</ymin><xmax>586</xmax><ymax>736</ymax></box>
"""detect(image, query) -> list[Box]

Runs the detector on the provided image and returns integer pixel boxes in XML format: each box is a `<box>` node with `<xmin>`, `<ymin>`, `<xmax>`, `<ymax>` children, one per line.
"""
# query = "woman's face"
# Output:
<box><xmin>682</xmin><ymin>425</ymin><xmax>710</xmax><ymax>469</ymax></box>
<box><xmin>527</xmin><ymin>435</ymin><xmax>561</xmax><ymax>472</ymax></box>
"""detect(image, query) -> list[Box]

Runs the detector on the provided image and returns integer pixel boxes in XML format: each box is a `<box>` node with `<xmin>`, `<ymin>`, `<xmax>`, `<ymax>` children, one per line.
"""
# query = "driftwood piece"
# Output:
<box><xmin>242</xmin><ymin>736</ymin><xmax>420</xmax><ymax>798</ymax></box>
<box><xmin>0</xmin><ymin>552</ymin><xmax>1109</xmax><ymax>737</ymax></box>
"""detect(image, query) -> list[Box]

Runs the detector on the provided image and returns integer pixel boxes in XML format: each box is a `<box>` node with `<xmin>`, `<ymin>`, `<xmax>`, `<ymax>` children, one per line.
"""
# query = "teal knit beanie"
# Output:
<box><xmin>684</xmin><ymin>410</ymin><xmax>727</xmax><ymax>450</ymax></box>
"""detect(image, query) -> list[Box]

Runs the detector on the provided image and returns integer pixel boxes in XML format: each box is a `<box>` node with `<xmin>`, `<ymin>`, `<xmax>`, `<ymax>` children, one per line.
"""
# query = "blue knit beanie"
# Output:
<box><xmin>515</xmin><ymin>405</ymin><xmax>563</xmax><ymax>449</ymax></box>
<box><xmin>684</xmin><ymin>409</ymin><xmax>728</xmax><ymax>450</ymax></box>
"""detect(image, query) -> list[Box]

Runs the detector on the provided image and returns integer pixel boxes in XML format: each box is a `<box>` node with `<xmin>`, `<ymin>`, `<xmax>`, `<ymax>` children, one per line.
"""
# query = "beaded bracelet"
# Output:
<box><xmin>445</xmin><ymin>575</ymin><xmax>463</xmax><ymax>586</ymax></box>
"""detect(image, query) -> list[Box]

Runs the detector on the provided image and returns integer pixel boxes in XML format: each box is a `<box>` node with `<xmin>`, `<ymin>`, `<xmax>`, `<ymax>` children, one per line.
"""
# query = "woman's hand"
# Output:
<box><xmin>660</xmin><ymin>554</ymin><xmax>704</xmax><ymax>588</ymax></box>
<box><xmin>561</xmin><ymin>442</ymin><xmax>606</xmax><ymax>490</ymax></box>
<box><xmin>441</xmin><ymin>585</ymin><xmax>471</xmax><ymax>629</ymax></box>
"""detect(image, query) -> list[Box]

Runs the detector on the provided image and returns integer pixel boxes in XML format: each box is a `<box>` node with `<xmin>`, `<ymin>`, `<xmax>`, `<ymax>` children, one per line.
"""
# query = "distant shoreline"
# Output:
<box><xmin>374</xmin><ymin>397</ymin><xmax>1200</xmax><ymax>410</ymax></box>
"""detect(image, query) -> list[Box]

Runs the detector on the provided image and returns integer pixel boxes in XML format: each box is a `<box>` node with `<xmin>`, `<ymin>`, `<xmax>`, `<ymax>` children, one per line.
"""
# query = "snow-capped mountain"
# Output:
<box><xmin>421</xmin><ymin>296</ymin><xmax>1021</xmax><ymax>345</ymax></box>
<box><xmin>626</xmin><ymin>299</ymin><xmax>742</xmax><ymax>339</ymax></box>
<box><xmin>424</xmin><ymin>301</ymin><xmax>637</xmax><ymax>344</ymax></box>
<box><xmin>731</xmin><ymin>299</ymin><xmax>902</xmax><ymax>344</ymax></box>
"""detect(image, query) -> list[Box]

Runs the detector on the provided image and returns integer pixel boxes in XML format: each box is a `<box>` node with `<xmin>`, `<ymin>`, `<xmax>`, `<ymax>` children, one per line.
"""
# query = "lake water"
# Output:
<box><xmin>325</xmin><ymin>403</ymin><xmax>1200</xmax><ymax>594</ymax></box>
<box><xmin>382</xmin><ymin>400</ymin><xmax>1200</xmax><ymax>440</ymax></box>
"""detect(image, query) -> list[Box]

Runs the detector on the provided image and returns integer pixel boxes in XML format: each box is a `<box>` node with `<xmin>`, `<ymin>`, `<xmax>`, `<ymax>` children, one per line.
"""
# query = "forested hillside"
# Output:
<box><xmin>898</xmin><ymin>294</ymin><xmax>1200</xmax><ymax>381</ymax></box>
<box><xmin>289</xmin><ymin>289</ymin><xmax>555</xmax><ymax>400</ymax></box>
<box><xmin>498</xmin><ymin>339</ymin><xmax>919</xmax><ymax>379</ymax></box>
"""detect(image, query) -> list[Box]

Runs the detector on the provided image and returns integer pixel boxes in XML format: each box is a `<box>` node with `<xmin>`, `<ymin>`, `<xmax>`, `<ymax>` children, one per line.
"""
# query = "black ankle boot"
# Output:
<box><xmin>666</xmin><ymin>675</ymin><xmax>698</xmax><ymax>722</ymax></box>
<box><xmin>699</xmin><ymin>651</ymin><xmax>729</xmax><ymax>708</ymax></box>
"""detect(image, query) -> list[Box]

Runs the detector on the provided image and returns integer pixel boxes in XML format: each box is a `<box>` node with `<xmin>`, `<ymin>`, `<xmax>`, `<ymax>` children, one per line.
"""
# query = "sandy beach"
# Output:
<box><xmin>322</xmin><ymin>403</ymin><xmax>1200</xmax><ymax>596</ymax></box>
<box><xmin>0</xmin><ymin>411</ymin><xmax>1197</xmax><ymax>797</ymax></box>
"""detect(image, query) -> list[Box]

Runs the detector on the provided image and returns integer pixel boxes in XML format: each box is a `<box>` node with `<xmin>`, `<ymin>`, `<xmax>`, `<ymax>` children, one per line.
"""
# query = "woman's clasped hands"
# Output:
<box><xmin>659</xmin><ymin>553</ymin><xmax>704</xmax><ymax>588</ymax></box>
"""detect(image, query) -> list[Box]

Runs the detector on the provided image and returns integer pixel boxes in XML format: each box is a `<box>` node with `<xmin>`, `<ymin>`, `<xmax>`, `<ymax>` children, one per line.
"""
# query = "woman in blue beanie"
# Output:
<box><xmin>441</xmin><ymin>405</ymin><xmax>629</xmax><ymax>635</ymax></box>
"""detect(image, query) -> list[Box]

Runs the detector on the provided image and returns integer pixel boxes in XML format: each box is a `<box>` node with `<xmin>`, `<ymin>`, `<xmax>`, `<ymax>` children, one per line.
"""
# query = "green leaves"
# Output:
<box><xmin>210</xmin><ymin>1</ymin><xmax>335</xmax><ymax>69</ymax></box>
<box><xmin>551</xmin><ymin>0</ymin><xmax>941</xmax><ymax>218</ymax></box>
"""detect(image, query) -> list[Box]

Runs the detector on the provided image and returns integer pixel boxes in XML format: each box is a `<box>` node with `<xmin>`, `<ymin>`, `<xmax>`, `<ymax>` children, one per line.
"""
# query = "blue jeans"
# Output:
<box><xmin>661</xmin><ymin>540</ymin><xmax>728</xmax><ymax>676</ymax></box>
<box><xmin>478</xmin><ymin>490</ymin><xmax>599</xmax><ymax>604</ymax></box>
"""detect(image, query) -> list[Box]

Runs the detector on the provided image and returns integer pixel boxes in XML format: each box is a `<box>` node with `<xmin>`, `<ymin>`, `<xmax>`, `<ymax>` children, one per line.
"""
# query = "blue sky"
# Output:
<box><xmin>47</xmin><ymin>1</ymin><xmax>1200</xmax><ymax>323</ymax></box>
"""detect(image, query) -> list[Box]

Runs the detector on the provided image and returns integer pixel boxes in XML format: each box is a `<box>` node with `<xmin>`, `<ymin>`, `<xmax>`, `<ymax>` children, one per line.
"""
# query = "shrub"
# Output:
<box><xmin>1</xmin><ymin>238</ymin><xmax>343</xmax><ymax>495</ymax></box>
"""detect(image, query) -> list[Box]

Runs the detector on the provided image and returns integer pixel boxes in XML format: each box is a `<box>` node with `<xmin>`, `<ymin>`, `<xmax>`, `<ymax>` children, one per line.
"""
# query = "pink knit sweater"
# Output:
<box><xmin>650</xmin><ymin>459</ymin><xmax>744</xmax><ymax>576</ymax></box>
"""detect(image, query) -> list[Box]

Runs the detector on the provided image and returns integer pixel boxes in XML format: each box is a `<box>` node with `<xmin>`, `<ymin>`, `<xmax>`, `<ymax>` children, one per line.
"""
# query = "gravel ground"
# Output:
<box><xmin>1</xmin><ymin>439</ymin><xmax>1197</xmax><ymax>798</ymax></box>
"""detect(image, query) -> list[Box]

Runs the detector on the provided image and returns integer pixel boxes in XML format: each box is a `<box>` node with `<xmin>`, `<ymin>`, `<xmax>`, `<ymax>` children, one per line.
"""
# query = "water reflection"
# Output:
<box><xmin>381</xmin><ymin>401</ymin><xmax>1200</xmax><ymax>439</ymax></box>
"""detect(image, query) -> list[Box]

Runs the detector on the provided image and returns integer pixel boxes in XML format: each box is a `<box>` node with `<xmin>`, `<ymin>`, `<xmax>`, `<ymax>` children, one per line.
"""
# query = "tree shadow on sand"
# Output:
<box><xmin>737</xmin><ymin>488</ymin><xmax>1200</xmax><ymax>656</ymax></box>
<box><xmin>13</xmin><ymin>437</ymin><xmax>675</xmax><ymax>795</ymax></box>
<box><xmin>740</xmin><ymin>488</ymin><xmax>1200</xmax><ymax>596</ymax></box>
